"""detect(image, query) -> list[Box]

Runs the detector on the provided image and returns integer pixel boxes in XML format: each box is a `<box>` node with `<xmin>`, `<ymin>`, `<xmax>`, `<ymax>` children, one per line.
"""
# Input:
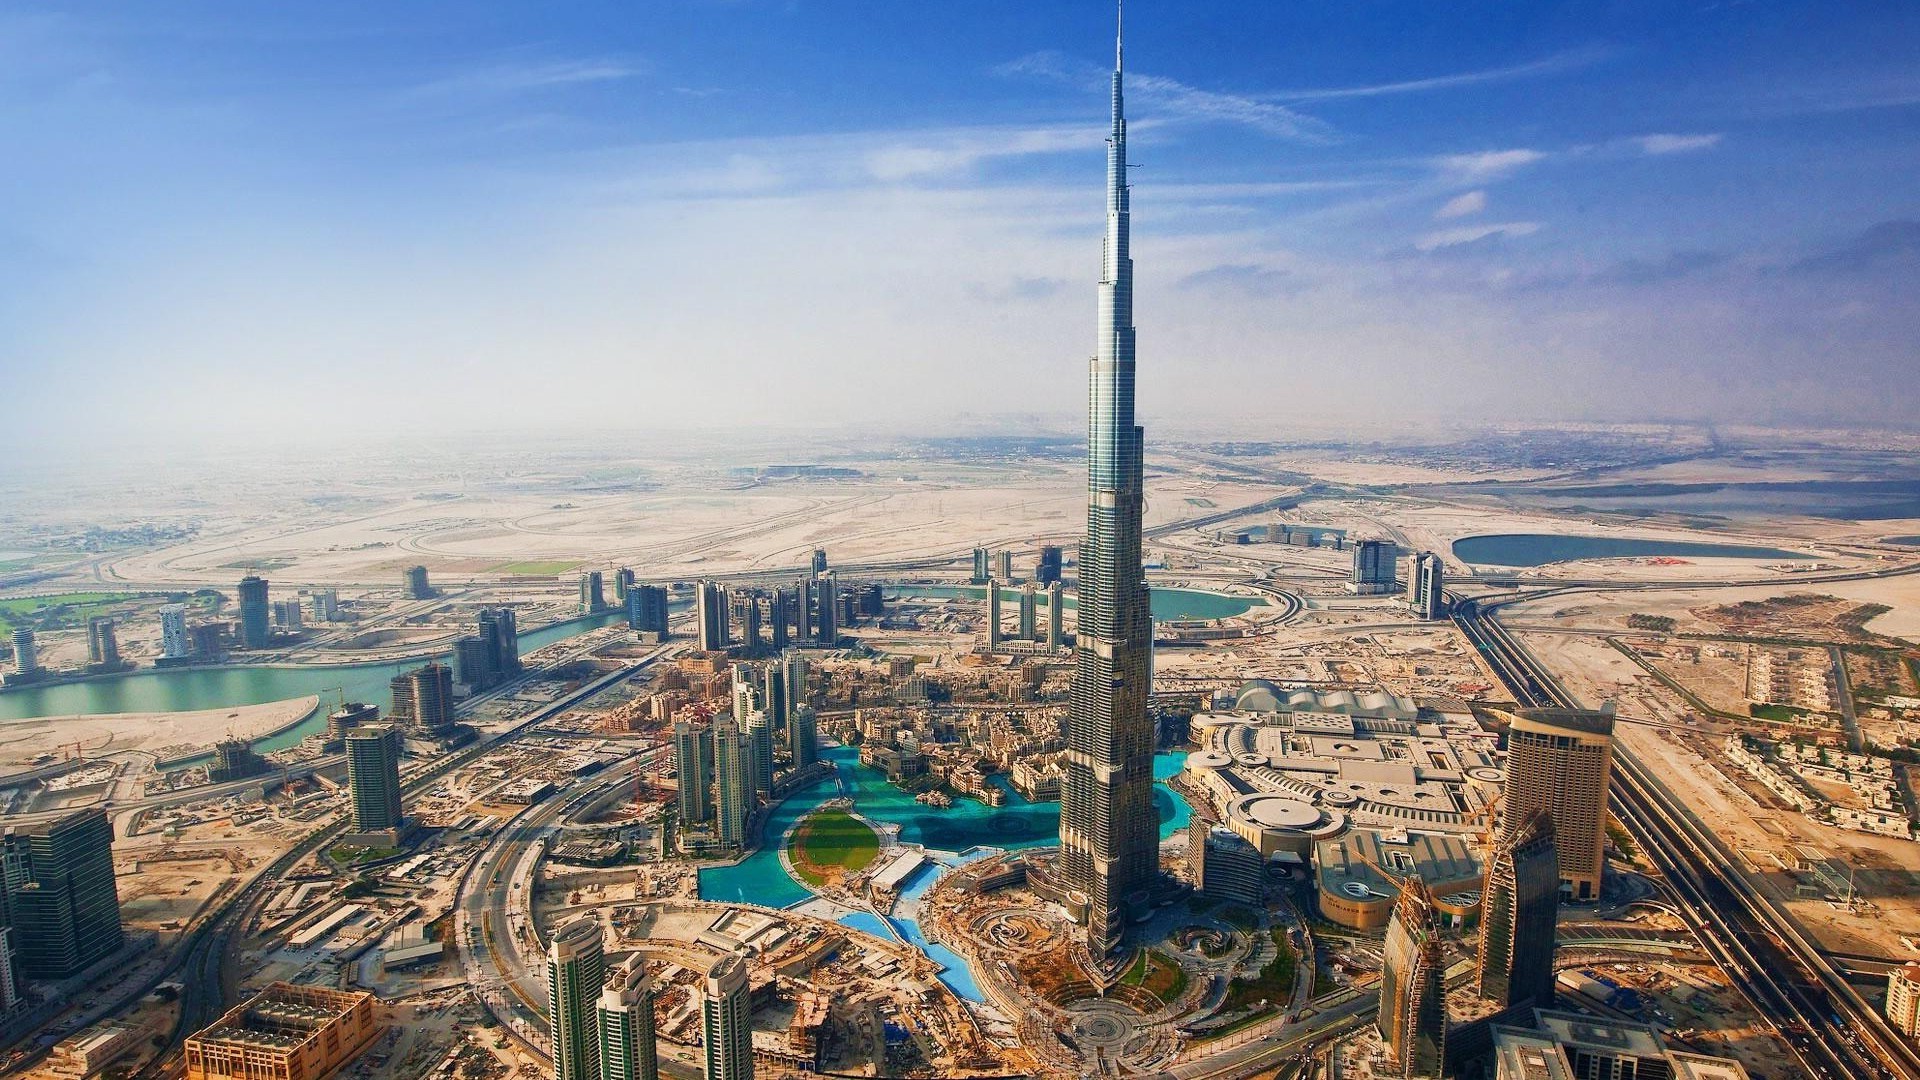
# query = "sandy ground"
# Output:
<box><xmin>0</xmin><ymin>695</ymin><xmax>316</xmax><ymax>767</ymax></box>
<box><xmin>1502</xmin><ymin>575</ymin><xmax>1920</xmax><ymax>645</ymax></box>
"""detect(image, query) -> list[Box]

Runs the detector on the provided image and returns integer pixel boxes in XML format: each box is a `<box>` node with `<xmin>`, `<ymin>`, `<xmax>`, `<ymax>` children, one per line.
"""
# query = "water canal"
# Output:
<box><xmin>1451</xmin><ymin>532</ymin><xmax>1810</xmax><ymax>568</ymax></box>
<box><xmin>699</xmin><ymin>745</ymin><xmax>1193</xmax><ymax>1003</ymax></box>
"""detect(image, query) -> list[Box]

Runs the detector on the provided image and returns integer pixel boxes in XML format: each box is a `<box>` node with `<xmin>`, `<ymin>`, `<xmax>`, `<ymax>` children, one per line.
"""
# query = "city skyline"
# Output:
<box><xmin>0</xmin><ymin>5</ymin><xmax>1917</xmax><ymax>1079</ymax></box>
<box><xmin>3</xmin><ymin>2</ymin><xmax>1918</xmax><ymax>449</ymax></box>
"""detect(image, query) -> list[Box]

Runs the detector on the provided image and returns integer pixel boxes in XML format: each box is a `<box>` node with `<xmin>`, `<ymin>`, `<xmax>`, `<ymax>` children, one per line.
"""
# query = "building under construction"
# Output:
<box><xmin>184</xmin><ymin>982</ymin><xmax>382</xmax><ymax>1080</ymax></box>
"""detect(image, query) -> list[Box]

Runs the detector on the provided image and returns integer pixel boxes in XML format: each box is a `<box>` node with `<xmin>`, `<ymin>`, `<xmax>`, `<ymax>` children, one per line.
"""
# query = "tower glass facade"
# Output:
<box><xmin>548</xmin><ymin>917</ymin><xmax>606</xmax><ymax>1080</ymax></box>
<box><xmin>0</xmin><ymin>808</ymin><xmax>123</xmax><ymax>979</ymax></box>
<box><xmin>1477</xmin><ymin>810</ymin><xmax>1560</xmax><ymax>1010</ymax></box>
<box><xmin>713</xmin><ymin>720</ymin><xmax>752</xmax><ymax>849</ymax></box>
<box><xmin>702</xmin><ymin>954</ymin><xmax>754</xmax><ymax>1080</ymax></box>
<box><xmin>674</xmin><ymin>720</ymin><xmax>715</xmax><ymax>825</ymax></box>
<box><xmin>1058</xmin><ymin>14</ymin><xmax>1158</xmax><ymax>962</ymax></box>
<box><xmin>597</xmin><ymin>955</ymin><xmax>659</xmax><ymax>1080</ymax></box>
<box><xmin>238</xmin><ymin>575</ymin><xmax>270</xmax><ymax>649</ymax></box>
<box><xmin>344</xmin><ymin>726</ymin><xmax>403</xmax><ymax>833</ymax></box>
<box><xmin>1380</xmin><ymin>881</ymin><xmax>1447</xmax><ymax>1078</ymax></box>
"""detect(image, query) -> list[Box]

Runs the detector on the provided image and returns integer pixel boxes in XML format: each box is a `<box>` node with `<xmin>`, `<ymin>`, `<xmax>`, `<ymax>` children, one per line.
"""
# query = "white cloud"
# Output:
<box><xmin>992</xmin><ymin>50</ymin><xmax>1332</xmax><ymax>142</ymax></box>
<box><xmin>406</xmin><ymin>57</ymin><xmax>641</xmax><ymax>99</ymax></box>
<box><xmin>863</xmin><ymin>126</ymin><xmax>1103</xmax><ymax>182</ymax></box>
<box><xmin>1434</xmin><ymin>148</ymin><xmax>1547</xmax><ymax>184</ymax></box>
<box><xmin>1129</xmin><ymin>73</ymin><xmax>1333</xmax><ymax>141</ymax></box>
<box><xmin>1635</xmin><ymin>133</ymin><xmax>1722</xmax><ymax>155</ymax></box>
<box><xmin>1273</xmin><ymin>47</ymin><xmax>1613</xmax><ymax>101</ymax></box>
<box><xmin>1415</xmin><ymin>221</ymin><xmax>1540</xmax><ymax>251</ymax></box>
<box><xmin>1435</xmin><ymin>190</ymin><xmax>1487</xmax><ymax>219</ymax></box>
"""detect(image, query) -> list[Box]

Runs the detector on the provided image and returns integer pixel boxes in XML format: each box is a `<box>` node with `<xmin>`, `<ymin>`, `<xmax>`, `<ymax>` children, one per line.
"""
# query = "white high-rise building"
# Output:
<box><xmin>160</xmin><ymin>604</ymin><xmax>191</xmax><ymax>659</ymax></box>
<box><xmin>701</xmin><ymin>953</ymin><xmax>753</xmax><ymax>1080</ymax></box>
<box><xmin>1888</xmin><ymin>962</ymin><xmax>1920</xmax><ymax>1037</ymax></box>
<box><xmin>548</xmin><ymin>918</ymin><xmax>607</xmax><ymax>1080</ymax></box>
<box><xmin>597</xmin><ymin>954</ymin><xmax>659</xmax><ymax>1080</ymax></box>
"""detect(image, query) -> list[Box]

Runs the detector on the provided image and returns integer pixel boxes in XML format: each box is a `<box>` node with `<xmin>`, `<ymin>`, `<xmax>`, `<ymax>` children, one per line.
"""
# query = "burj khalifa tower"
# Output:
<box><xmin>1057</xmin><ymin>5</ymin><xmax>1158</xmax><ymax>963</ymax></box>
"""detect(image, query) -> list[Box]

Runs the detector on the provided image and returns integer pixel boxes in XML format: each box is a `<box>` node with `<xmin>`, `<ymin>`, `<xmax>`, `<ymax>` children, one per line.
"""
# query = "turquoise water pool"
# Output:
<box><xmin>699</xmin><ymin>745</ymin><xmax>1191</xmax><ymax>912</ymax></box>
<box><xmin>703</xmin><ymin>745</ymin><xmax>1191</xmax><ymax>1005</ymax></box>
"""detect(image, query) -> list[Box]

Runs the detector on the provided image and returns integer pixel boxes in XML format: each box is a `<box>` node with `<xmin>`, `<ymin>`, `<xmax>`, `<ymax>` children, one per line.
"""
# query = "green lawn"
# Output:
<box><xmin>1122</xmin><ymin>949</ymin><xmax>1190</xmax><ymax>1004</ymax></box>
<box><xmin>488</xmin><ymin>560</ymin><xmax>585</xmax><ymax>576</ymax></box>
<box><xmin>790</xmin><ymin>807</ymin><xmax>880</xmax><ymax>887</ymax></box>
<box><xmin>0</xmin><ymin>592</ymin><xmax>139</xmax><ymax>629</ymax></box>
<box><xmin>1221</xmin><ymin>928</ymin><xmax>1298</xmax><ymax>1012</ymax></box>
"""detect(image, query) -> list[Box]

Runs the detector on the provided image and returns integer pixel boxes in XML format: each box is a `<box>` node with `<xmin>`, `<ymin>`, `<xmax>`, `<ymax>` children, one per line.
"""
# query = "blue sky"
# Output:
<box><xmin>3</xmin><ymin>1</ymin><xmax>1917</xmax><ymax>446</ymax></box>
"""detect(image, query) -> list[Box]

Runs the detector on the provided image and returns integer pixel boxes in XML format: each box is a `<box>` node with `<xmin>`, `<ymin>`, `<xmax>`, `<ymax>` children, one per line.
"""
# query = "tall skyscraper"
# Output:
<box><xmin>760</xmin><ymin>662</ymin><xmax>788</xmax><ymax>729</ymax></box>
<box><xmin>628</xmin><ymin>586</ymin><xmax>670</xmax><ymax>636</ymax></box>
<box><xmin>159</xmin><ymin>604</ymin><xmax>191</xmax><ymax>659</ymax></box>
<box><xmin>1380</xmin><ymin>880</ymin><xmax>1447</xmax><ymax>1078</ymax></box>
<box><xmin>85</xmin><ymin>617</ymin><xmax>120</xmax><ymax>668</ymax></box>
<box><xmin>1036</xmin><ymin>544</ymin><xmax>1064</xmax><ymax>586</ymax></box>
<box><xmin>790</xmin><ymin>705</ymin><xmax>818</xmax><ymax>772</ymax></box>
<box><xmin>740</xmin><ymin>592</ymin><xmax>763</xmax><ymax>650</ymax></box>
<box><xmin>0</xmin><ymin>927</ymin><xmax>17</xmax><ymax>1013</ymax></box>
<box><xmin>745</xmin><ymin>711</ymin><xmax>775</xmax><ymax>798</ymax></box>
<box><xmin>237</xmin><ymin>575</ymin><xmax>271</xmax><ymax>649</ymax></box>
<box><xmin>612</xmin><ymin>567</ymin><xmax>636</xmax><ymax>602</ymax></box>
<box><xmin>701</xmin><ymin>953</ymin><xmax>754</xmax><ymax>1080</ymax></box>
<box><xmin>1046</xmin><ymin>582</ymin><xmax>1065</xmax><ymax>652</ymax></box>
<box><xmin>455</xmin><ymin>635</ymin><xmax>498</xmax><ymax>690</ymax></box>
<box><xmin>1887</xmin><ymin>962</ymin><xmax>1920</xmax><ymax>1038</ymax></box>
<box><xmin>405</xmin><ymin>565</ymin><xmax>432</xmax><ymax>600</ymax></box>
<box><xmin>581</xmin><ymin>571</ymin><xmax>606</xmax><ymax>615</ymax></box>
<box><xmin>1408</xmin><ymin>551</ymin><xmax>1447</xmax><ymax>619</ymax></box>
<box><xmin>1058</xmin><ymin>13</ymin><xmax>1158</xmax><ymax>962</ymax></box>
<box><xmin>0</xmin><ymin>808</ymin><xmax>123</xmax><ymax>979</ymax></box>
<box><xmin>810</xmin><ymin>548</ymin><xmax>828</xmax><ymax>575</ymax></box>
<box><xmin>548</xmin><ymin>917</ymin><xmax>606</xmax><ymax>1080</ymax></box>
<box><xmin>478</xmin><ymin>607</ymin><xmax>522</xmax><ymax>675</ymax></box>
<box><xmin>697</xmin><ymin>581</ymin><xmax>730</xmax><ymax>652</ymax></box>
<box><xmin>712</xmin><ymin>720</ymin><xmax>753</xmax><ymax>849</ymax></box>
<box><xmin>1019</xmin><ymin>583</ymin><xmax>1038</xmax><ymax>640</ymax></box>
<box><xmin>344</xmin><ymin>726</ymin><xmax>404</xmax><ymax>836</ymax></box>
<box><xmin>1350</xmin><ymin>539</ymin><xmax>1396</xmax><ymax>595</ymax></box>
<box><xmin>10</xmin><ymin>629</ymin><xmax>38</xmax><ymax>675</ymax></box>
<box><xmin>971</xmin><ymin>546</ymin><xmax>991</xmax><ymax>585</ymax></box>
<box><xmin>985</xmin><ymin>580</ymin><xmax>1002</xmax><ymax>649</ymax></box>
<box><xmin>1499</xmin><ymin>708</ymin><xmax>1614</xmax><ymax>901</ymax></box>
<box><xmin>393</xmin><ymin>663</ymin><xmax>456</xmax><ymax>737</ymax></box>
<box><xmin>730</xmin><ymin>672</ymin><xmax>760</xmax><ymax>726</ymax></box>
<box><xmin>997</xmin><ymin>549</ymin><xmax>1014</xmax><ymax>582</ymax></box>
<box><xmin>1478</xmin><ymin>810</ymin><xmax>1560</xmax><ymax>1011</ymax></box>
<box><xmin>597</xmin><ymin>954</ymin><xmax>659</xmax><ymax>1080</ymax></box>
<box><xmin>768</xmin><ymin>589</ymin><xmax>791</xmax><ymax>649</ymax></box>
<box><xmin>813</xmin><ymin>572</ymin><xmax>838</xmax><ymax>644</ymax></box>
<box><xmin>674</xmin><ymin>720</ymin><xmax>715</xmax><ymax>826</ymax></box>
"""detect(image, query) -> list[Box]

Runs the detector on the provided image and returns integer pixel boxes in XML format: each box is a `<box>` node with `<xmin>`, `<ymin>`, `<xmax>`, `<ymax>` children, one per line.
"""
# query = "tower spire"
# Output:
<box><xmin>1116</xmin><ymin>0</ymin><xmax>1124</xmax><ymax>71</ymax></box>
<box><xmin>1060</xmin><ymin>0</ymin><xmax>1155</xmax><ymax>968</ymax></box>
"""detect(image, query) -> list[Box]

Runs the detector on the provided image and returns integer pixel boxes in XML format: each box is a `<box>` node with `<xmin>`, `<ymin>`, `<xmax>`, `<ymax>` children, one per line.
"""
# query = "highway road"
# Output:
<box><xmin>127</xmin><ymin>642</ymin><xmax>673</xmax><ymax>1076</ymax></box>
<box><xmin>1456</xmin><ymin>598</ymin><xmax>1920</xmax><ymax>1080</ymax></box>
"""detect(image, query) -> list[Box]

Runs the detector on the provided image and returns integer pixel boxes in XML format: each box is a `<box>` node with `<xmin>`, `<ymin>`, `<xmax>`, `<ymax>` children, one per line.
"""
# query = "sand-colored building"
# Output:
<box><xmin>184</xmin><ymin>983</ymin><xmax>382</xmax><ymax>1080</ymax></box>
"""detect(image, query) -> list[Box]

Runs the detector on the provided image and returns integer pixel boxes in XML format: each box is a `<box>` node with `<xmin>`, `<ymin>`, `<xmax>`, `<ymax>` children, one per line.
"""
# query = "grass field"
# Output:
<box><xmin>790</xmin><ymin>807</ymin><xmax>880</xmax><ymax>888</ymax></box>
<box><xmin>1221</xmin><ymin>928</ymin><xmax>1298</xmax><ymax>1012</ymax></box>
<box><xmin>1121</xmin><ymin>949</ymin><xmax>1190</xmax><ymax>1004</ymax></box>
<box><xmin>0</xmin><ymin>592</ymin><xmax>139</xmax><ymax>629</ymax></box>
<box><xmin>488</xmin><ymin>560</ymin><xmax>585</xmax><ymax>576</ymax></box>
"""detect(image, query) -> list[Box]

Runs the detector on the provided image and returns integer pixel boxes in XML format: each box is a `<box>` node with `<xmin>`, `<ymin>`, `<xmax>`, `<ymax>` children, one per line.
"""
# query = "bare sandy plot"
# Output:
<box><xmin>0</xmin><ymin>695</ymin><xmax>317</xmax><ymax>767</ymax></box>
